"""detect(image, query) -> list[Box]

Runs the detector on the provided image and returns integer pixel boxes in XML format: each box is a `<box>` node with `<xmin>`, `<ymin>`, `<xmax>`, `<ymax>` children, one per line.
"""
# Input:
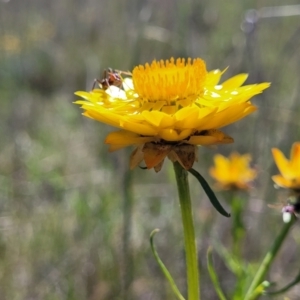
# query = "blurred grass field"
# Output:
<box><xmin>1</xmin><ymin>0</ymin><xmax>300</xmax><ymax>299</ymax></box>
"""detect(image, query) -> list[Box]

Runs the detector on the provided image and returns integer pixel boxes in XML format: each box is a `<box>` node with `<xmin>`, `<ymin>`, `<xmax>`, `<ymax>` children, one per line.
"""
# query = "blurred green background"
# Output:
<box><xmin>1</xmin><ymin>0</ymin><xmax>300</xmax><ymax>299</ymax></box>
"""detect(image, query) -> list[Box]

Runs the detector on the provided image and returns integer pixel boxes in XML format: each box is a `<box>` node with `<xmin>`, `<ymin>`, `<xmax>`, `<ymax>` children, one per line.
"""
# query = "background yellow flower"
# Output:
<box><xmin>209</xmin><ymin>152</ymin><xmax>257</xmax><ymax>190</ymax></box>
<box><xmin>272</xmin><ymin>142</ymin><xmax>300</xmax><ymax>190</ymax></box>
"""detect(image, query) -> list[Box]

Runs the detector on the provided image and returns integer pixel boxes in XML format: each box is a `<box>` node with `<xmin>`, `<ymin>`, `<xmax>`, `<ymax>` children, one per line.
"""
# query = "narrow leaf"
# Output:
<box><xmin>207</xmin><ymin>247</ymin><xmax>228</xmax><ymax>300</ymax></box>
<box><xmin>150</xmin><ymin>229</ymin><xmax>186</xmax><ymax>300</ymax></box>
<box><xmin>247</xmin><ymin>281</ymin><xmax>270</xmax><ymax>300</ymax></box>
<box><xmin>265</xmin><ymin>270</ymin><xmax>300</xmax><ymax>295</ymax></box>
<box><xmin>212</xmin><ymin>240</ymin><xmax>245</xmax><ymax>275</ymax></box>
<box><xmin>188</xmin><ymin>168</ymin><xmax>230</xmax><ymax>217</ymax></box>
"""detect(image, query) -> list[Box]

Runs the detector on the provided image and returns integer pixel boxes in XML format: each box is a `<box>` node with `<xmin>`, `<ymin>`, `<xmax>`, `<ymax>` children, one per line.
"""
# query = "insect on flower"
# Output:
<box><xmin>93</xmin><ymin>68</ymin><xmax>132</xmax><ymax>90</ymax></box>
<box><xmin>75</xmin><ymin>57</ymin><xmax>270</xmax><ymax>171</ymax></box>
<box><xmin>268</xmin><ymin>194</ymin><xmax>300</xmax><ymax>222</ymax></box>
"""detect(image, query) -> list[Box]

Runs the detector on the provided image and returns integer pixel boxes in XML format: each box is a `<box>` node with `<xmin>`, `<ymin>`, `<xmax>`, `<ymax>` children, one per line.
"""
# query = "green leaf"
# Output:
<box><xmin>247</xmin><ymin>281</ymin><xmax>270</xmax><ymax>300</ymax></box>
<box><xmin>150</xmin><ymin>229</ymin><xmax>186</xmax><ymax>300</ymax></box>
<box><xmin>265</xmin><ymin>270</ymin><xmax>300</xmax><ymax>295</ymax></box>
<box><xmin>207</xmin><ymin>247</ymin><xmax>228</xmax><ymax>300</ymax></box>
<box><xmin>188</xmin><ymin>168</ymin><xmax>230</xmax><ymax>217</ymax></box>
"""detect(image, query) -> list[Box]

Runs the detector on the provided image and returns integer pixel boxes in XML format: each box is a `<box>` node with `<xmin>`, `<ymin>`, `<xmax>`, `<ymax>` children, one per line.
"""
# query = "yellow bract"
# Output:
<box><xmin>272</xmin><ymin>142</ymin><xmax>300</xmax><ymax>190</ymax></box>
<box><xmin>209</xmin><ymin>152</ymin><xmax>257</xmax><ymax>190</ymax></box>
<box><xmin>75</xmin><ymin>57</ymin><xmax>270</xmax><ymax>170</ymax></box>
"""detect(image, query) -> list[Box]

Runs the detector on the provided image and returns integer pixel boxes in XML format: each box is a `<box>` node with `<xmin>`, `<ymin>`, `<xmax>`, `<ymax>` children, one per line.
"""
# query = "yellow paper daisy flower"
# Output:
<box><xmin>75</xmin><ymin>57</ymin><xmax>270</xmax><ymax>171</ymax></box>
<box><xmin>209</xmin><ymin>152</ymin><xmax>257</xmax><ymax>190</ymax></box>
<box><xmin>272</xmin><ymin>142</ymin><xmax>300</xmax><ymax>190</ymax></box>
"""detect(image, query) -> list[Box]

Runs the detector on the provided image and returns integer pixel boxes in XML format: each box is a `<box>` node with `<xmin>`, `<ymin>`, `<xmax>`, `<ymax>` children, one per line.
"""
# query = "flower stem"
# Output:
<box><xmin>173</xmin><ymin>162</ymin><xmax>200</xmax><ymax>300</ymax></box>
<box><xmin>231</xmin><ymin>194</ymin><xmax>245</xmax><ymax>260</ymax></box>
<box><xmin>244</xmin><ymin>216</ymin><xmax>296</xmax><ymax>300</ymax></box>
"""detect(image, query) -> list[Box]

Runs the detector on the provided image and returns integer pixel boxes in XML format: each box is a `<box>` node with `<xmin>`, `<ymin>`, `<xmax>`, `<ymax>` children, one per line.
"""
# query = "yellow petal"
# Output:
<box><xmin>120</xmin><ymin>119</ymin><xmax>158</xmax><ymax>135</ymax></box>
<box><xmin>205</xmin><ymin>69</ymin><xmax>225</xmax><ymax>86</ymax></box>
<box><xmin>188</xmin><ymin>108</ymin><xmax>219</xmax><ymax>129</ymax></box>
<box><xmin>201</xmin><ymin>103</ymin><xmax>256</xmax><ymax>129</ymax></box>
<box><xmin>188</xmin><ymin>131</ymin><xmax>234</xmax><ymax>146</ymax></box>
<box><xmin>174</xmin><ymin>106</ymin><xmax>216</xmax><ymax>129</ymax></box>
<box><xmin>141</xmin><ymin>110</ymin><xmax>175</xmax><ymax>128</ymax></box>
<box><xmin>290</xmin><ymin>142</ymin><xmax>300</xmax><ymax>174</ymax></box>
<box><xmin>75</xmin><ymin>90</ymin><xmax>106</xmax><ymax>102</ymax></box>
<box><xmin>272</xmin><ymin>148</ymin><xmax>290</xmax><ymax>178</ymax></box>
<box><xmin>215</xmin><ymin>105</ymin><xmax>257</xmax><ymax>128</ymax></box>
<box><xmin>210</xmin><ymin>154</ymin><xmax>230</xmax><ymax>180</ymax></box>
<box><xmin>221</xmin><ymin>74</ymin><xmax>248</xmax><ymax>88</ymax></box>
<box><xmin>272</xmin><ymin>175</ymin><xmax>293</xmax><ymax>189</ymax></box>
<box><xmin>83</xmin><ymin>110</ymin><xmax>121</xmax><ymax>128</ymax></box>
<box><xmin>159</xmin><ymin>128</ymin><xmax>193</xmax><ymax>141</ymax></box>
<box><xmin>105</xmin><ymin>130</ymin><xmax>154</xmax><ymax>151</ymax></box>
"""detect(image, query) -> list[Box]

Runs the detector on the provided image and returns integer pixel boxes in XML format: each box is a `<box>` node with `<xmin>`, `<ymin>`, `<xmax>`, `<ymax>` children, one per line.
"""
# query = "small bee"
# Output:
<box><xmin>93</xmin><ymin>68</ymin><xmax>131</xmax><ymax>90</ymax></box>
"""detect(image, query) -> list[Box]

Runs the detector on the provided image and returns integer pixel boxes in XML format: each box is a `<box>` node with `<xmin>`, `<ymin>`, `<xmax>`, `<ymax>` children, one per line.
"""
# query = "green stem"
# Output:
<box><xmin>173</xmin><ymin>162</ymin><xmax>200</xmax><ymax>300</ymax></box>
<box><xmin>231</xmin><ymin>194</ymin><xmax>245</xmax><ymax>260</ymax></box>
<box><xmin>244</xmin><ymin>216</ymin><xmax>296</xmax><ymax>300</ymax></box>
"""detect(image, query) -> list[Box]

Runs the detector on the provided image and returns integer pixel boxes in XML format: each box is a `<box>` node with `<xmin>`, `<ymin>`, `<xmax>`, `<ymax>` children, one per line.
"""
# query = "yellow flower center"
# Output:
<box><xmin>132</xmin><ymin>58</ymin><xmax>207</xmax><ymax>106</ymax></box>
